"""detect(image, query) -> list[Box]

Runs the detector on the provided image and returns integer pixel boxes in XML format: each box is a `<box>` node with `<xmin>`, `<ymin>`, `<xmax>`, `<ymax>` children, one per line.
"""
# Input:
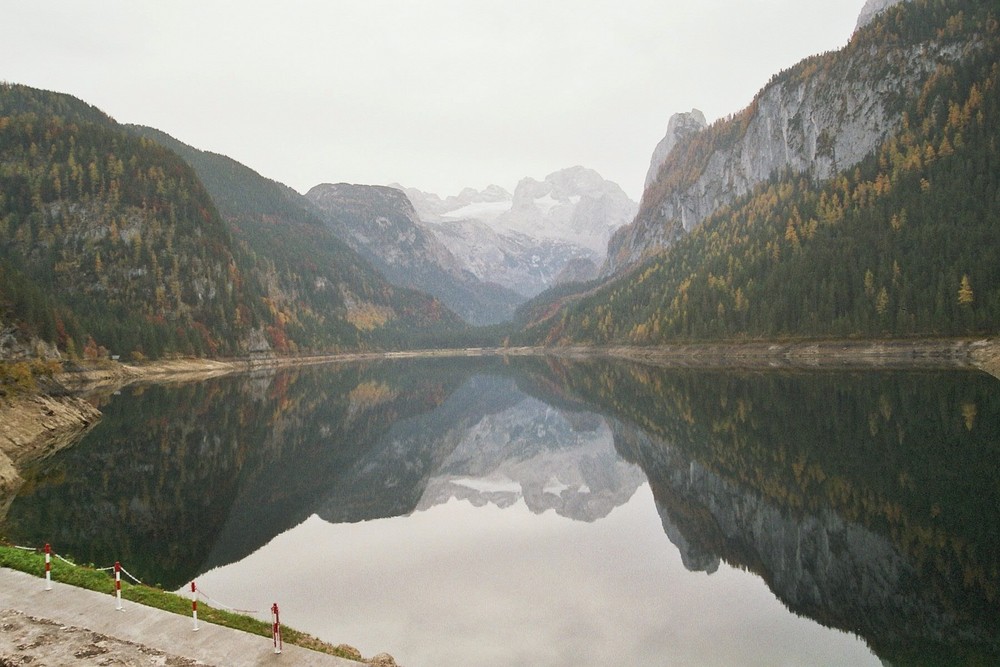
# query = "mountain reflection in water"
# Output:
<box><xmin>3</xmin><ymin>357</ymin><xmax>998</xmax><ymax>665</ymax></box>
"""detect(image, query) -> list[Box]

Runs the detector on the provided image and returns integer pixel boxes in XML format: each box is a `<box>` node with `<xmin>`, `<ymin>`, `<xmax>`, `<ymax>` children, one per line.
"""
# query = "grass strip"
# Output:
<box><xmin>0</xmin><ymin>543</ymin><xmax>362</xmax><ymax>662</ymax></box>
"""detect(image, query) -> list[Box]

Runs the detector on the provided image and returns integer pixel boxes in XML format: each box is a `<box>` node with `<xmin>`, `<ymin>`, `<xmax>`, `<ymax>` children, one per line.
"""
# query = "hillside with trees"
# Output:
<box><xmin>0</xmin><ymin>85</ymin><xmax>466</xmax><ymax>362</ymax></box>
<box><xmin>0</xmin><ymin>84</ymin><xmax>264</xmax><ymax>359</ymax></box>
<box><xmin>127</xmin><ymin>126</ymin><xmax>467</xmax><ymax>352</ymax></box>
<box><xmin>515</xmin><ymin>0</ymin><xmax>999</xmax><ymax>345</ymax></box>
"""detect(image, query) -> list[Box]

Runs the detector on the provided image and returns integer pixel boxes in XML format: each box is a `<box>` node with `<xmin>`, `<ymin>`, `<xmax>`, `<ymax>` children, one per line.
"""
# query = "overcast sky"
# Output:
<box><xmin>5</xmin><ymin>1</ymin><xmax>867</xmax><ymax>201</ymax></box>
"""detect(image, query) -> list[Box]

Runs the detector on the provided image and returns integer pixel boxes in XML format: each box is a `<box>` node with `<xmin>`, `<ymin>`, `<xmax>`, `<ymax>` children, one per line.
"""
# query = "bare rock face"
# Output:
<box><xmin>643</xmin><ymin>109</ymin><xmax>708</xmax><ymax>192</ymax></box>
<box><xmin>856</xmin><ymin>0</ymin><xmax>910</xmax><ymax>31</ymax></box>
<box><xmin>0</xmin><ymin>395</ymin><xmax>100</xmax><ymax>468</ymax></box>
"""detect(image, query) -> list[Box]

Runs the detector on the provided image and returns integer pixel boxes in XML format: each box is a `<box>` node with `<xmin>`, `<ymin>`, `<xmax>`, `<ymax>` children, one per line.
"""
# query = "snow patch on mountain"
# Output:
<box><xmin>396</xmin><ymin>166</ymin><xmax>636</xmax><ymax>296</ymax></box>
<box><xmin>439</xmin><ymin>200</ymin><xmax>510</xmax><ymax>222</ymax></box>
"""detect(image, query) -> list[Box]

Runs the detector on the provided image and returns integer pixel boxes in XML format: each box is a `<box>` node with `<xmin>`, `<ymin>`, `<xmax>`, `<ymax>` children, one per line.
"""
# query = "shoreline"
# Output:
<box><xmin>0</xmin><ymin>394</ymin><xmax>102</xmax><ymax>524</ymax></box>
<box><xmin>65</xmin><ymin>337</ymin><xmax>1000</xmax><ymax>385</ymax></box>
<box><xmin>3</xmin><ymin>337</ymin><xmax>997</xmax><ymax>490</ymax></box>
<box><xmin>551</xmin><ymin>337</ymin><xmax>1000</xmax><ymax>374</ymax></box>
<box><xmin>4</xmin><ymin>335</ymin><xmax>991</xmax><ymax>505</ymax></box>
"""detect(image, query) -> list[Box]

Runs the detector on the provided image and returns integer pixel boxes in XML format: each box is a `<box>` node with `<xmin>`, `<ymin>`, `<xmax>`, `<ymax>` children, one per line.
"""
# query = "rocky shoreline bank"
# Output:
<box><xmin>0</xmin><ymin>394</ymin><xmax>101</xmax><ymax>522</ymax></box>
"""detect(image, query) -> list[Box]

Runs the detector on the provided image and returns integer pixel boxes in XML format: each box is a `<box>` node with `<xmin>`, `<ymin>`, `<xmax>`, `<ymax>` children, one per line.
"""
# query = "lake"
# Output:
<box><xmin>3</xmin><ymin>356</ymin><xmax>999</xmax><ymax>666</ymax></box>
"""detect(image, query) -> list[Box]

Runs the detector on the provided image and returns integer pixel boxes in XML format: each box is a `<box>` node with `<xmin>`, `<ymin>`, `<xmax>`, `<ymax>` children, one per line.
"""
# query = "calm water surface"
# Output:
<box><xmin>3</xmin><ymin>357</ymin><xmax>998</xmax><ymax>666</ymax></box>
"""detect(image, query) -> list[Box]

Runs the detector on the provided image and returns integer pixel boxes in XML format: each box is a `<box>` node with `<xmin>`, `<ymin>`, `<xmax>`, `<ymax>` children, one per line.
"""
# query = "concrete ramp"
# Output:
<box><xmin>0</xmin><ymin>567</ymin><xmax>362</xmax><ymax>666</ymax></box>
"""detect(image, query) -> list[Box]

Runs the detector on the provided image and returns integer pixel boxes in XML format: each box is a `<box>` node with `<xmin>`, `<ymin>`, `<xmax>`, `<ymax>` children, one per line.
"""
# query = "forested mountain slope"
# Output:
<box><xmin>128</xmin><ymin>127</ymin><xmax>466</xmax><ymax>351</ymax></box>
<box><xmin>516</xmin><ymin>0</ymin><xmax>999</xmax><ymax>345</ymax></box>
<box><xmin>0</xmin><ymin>85</ymin><xmax>464</xmax><ymax>361</ymax></box>
<box><xmin>305</xmin><ymin>182</ymin><xmax>522</xmax><ymax>326</ymax></box>
<box><xmin>0</xmin><ymin>84</ymin><xmax>262</xmax><ymax>359</ymax></box>
<box><xmin>605</xmin><ymin>0</ymin><xmax>983</xmax><ymax>275</ymax></box>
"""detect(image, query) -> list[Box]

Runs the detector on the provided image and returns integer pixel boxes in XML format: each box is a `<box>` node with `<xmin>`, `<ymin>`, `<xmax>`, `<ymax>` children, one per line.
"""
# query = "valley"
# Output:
<box><xmin>2</xmin><ymin>1</ymin><xmax>1000</xmax><ymax>664</ymax></box>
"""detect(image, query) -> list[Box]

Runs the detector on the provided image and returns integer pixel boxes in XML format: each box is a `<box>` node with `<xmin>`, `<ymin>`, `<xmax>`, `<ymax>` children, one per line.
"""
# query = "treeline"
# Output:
<box><xmin>518</xmin><ymin>0</ymin><xmax>999</xmax><ymax>345</ymax></box>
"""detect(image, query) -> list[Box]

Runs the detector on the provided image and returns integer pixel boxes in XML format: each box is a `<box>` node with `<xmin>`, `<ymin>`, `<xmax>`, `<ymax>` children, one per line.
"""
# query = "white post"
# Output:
<box><xmin>191</xmin><ymin>581</ymin><xmax>199</xmax><ymax>631</ymax></box>
<box><xmin>44</xmin><ymin>544</ymin><xmax>52</xmax><ymax>591</ymax></box>
<box><xmin>272</xmin><ymin>602</ymin><xmax>282</xmax><ymax>654</ymax></box>
<box><xmin>114</xmin><ymin>561</ymin><xmax>123</xmax><ymax>611</ymax></box>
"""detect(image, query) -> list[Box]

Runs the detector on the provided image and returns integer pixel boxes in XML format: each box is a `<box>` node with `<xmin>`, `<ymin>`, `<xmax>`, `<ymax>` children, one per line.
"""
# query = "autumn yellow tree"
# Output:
<box><xmin>958</xmin><ymin>275</ymin><xmax>974</xmax><ymax>305</ymax></box>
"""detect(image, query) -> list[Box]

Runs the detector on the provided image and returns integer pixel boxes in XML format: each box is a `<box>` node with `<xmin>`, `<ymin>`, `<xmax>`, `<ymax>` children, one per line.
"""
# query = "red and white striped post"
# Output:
<box><xmin>114</xmin><ymin>561</ymin><xmax>123</xmax><ymax>611</ymax></box>
<box><xmin>44</xmin><ymin>544</ymin><xmax>52</xmax><ymax>591</ymax></box>
<box><xmin>191</xmin><ymin>581</ymin><xmax>199</xmax><ymax>631</ymax></box>
<box><xmin>271</xmin><ymin>602</ymin><xmax>282</xmax><ymax>654</ymax></box>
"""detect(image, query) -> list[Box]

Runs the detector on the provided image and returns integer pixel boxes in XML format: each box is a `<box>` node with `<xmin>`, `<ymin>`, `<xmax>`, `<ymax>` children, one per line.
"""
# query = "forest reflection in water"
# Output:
<box><xmin>3</xmin><ymin>356</ymin><xmax>998</xmax><ymax>665</ymax></box>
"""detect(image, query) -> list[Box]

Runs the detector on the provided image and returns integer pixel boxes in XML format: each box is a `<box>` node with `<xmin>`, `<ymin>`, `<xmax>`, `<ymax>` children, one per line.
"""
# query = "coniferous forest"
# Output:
<box><xmin>0</xmin><ymin>86</ymin><xmax>255</xmax><ymax>359</ymax></box>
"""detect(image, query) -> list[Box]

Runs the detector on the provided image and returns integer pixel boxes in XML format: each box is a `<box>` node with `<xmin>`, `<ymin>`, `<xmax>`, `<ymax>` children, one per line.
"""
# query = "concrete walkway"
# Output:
<box><xmin>0</xmin><ymin>567</ymin><xmax>362</xmax><ymax>666</ymax></box>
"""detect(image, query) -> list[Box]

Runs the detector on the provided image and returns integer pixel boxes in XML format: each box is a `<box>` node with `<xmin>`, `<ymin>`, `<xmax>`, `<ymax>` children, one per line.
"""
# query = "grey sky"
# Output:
<box><xmin>4</xmin><ymin>1</ymin><xmax>865</xmax><ymax>200</ymax></box>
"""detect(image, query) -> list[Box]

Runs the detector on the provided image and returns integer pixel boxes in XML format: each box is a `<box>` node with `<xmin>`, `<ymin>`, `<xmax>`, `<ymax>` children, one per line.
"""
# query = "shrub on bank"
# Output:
<box><xmin>0</xmin><ymin>359</ymin><xmax>62</xmax><ymax>399</ymax></box>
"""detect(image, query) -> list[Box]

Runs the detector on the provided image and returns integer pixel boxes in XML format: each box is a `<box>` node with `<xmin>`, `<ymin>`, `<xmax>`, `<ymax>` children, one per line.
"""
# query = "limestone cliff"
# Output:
<box><xmin>643</xmin><ymin>109</ymin><xmax>707</xmax><ymax>192</ymax></box>
<box><xmin>604</xmin><ymin>0</ymin><xmax>973</xmax><ymax>275</ymax></box>
<box><xmin>856</xmin><ymin>0</ymin><xmax>910</xmax><ymax>31</ymax></box>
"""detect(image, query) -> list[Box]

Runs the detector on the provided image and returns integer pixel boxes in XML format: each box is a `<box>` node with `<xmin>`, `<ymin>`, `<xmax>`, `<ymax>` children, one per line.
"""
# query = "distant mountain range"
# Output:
<box><xmin>305</xmin><ymin>182</ymin><xmax>522</xmax><ymax>326</ymax></box>
<box><xmin>397</xmin><ymin>166</ymin><xmax>637</xmax><ymax>297</ymax></box>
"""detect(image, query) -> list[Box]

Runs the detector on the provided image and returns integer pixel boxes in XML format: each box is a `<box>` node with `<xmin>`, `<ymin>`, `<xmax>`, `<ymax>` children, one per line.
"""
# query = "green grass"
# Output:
<box><xmin>0</xmin><ymin>543</ymin><xmax>363</xmax><ymax>662</ymax></box>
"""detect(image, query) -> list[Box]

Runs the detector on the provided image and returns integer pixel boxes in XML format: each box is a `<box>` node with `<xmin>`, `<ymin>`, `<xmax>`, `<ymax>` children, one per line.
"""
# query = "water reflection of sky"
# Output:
<box><xmin>194</xmin><ymin>484</ymin><xmax>878</xmax><ymax>667</ymax></box>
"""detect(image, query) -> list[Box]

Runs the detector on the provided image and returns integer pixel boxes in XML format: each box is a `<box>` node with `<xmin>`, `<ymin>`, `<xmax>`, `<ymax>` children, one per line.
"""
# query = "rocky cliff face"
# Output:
<box><xmin>307</xmin><ymin>183</ymin><xmax>463</xmax><ymax>276</ymax></box>
<box><xmin>402</xmin><ymin>167</ymin><xmax>636</xmax><ymax>297</ymax></box>
<box><xmin>604</xmin><ymin>0</ymin><xmax>965</xmax><ymax>275</ymax></box>
<box><xmin>856</xmin><ymin>0</ymin><xmax>910</xmax><ymax>30</ymax></box>
<box><xmin>643</xmin><ymin>109</ymin><xmax>708</xmax><ymax>192</ymax></box>
<box><xmin>305</xmin><ymin>183</ymin><xmax>521</xmax><ymax>325</ymax></box>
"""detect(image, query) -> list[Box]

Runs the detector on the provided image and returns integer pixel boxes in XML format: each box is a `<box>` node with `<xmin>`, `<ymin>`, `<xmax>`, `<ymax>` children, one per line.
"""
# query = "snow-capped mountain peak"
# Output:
<box><xmin>394</xmin><ymin>167</ymin><xmax>636</xmax><ymax>296</ymax></box>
